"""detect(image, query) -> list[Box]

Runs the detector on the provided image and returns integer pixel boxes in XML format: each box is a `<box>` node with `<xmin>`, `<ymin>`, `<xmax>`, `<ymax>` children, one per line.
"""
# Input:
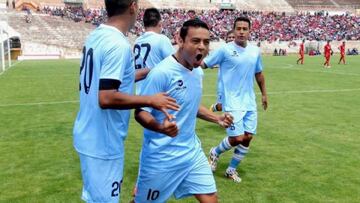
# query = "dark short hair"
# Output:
<box><xmin>105</xmin><ymin>0</ymin><xmax>136</xmax><ymax>17</ymax></box>
<box><xmin>143</xmin><ymin>8</ymin><xmax>161</xmax><ymax>28</ymax></box>
<box><xmin>226</xmin><ymin>30</ymin><xmax>234</xmax><ymax>37</ymax></box>
<box><xmin>179</xmin><ymin>19</ymin><xmax>209</xmax><ymax>41</ymax></box>
<box><xmin>233</xmin><ymin>16</ymin><xmax>251</xmax><ymax>29</ymax></box>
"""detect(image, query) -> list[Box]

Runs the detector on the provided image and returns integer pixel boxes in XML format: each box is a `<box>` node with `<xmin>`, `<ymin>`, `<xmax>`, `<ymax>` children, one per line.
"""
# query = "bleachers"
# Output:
<box><xmin>334</xmin><ymin>0</ymin><xmax>360</xmax><ymax>7</ymax></box>
<box><xmin>284</xmin><ymin>0</ymin><xmax>360</xmax><ymax>12</ymax></box>
<box><xmin>286</xmin><ymin>0</ymin><xmax>335</xmax><ymax>7</ymax></box>
<box><xmin>15</xmin><ymin>0</ymin><xmax>65</xmax><ymax>8</ymax></box>
<box><xmin>84</xmin><ymin>0</ymin><xmax>104</xmax><ymax>9</ymax></box>
<box><xmin>234</xmin><ymin>0</ymin><xmax>294</xmax><ymax>12</ymax></box>
<box><xmin>139</xmin><ymin>0</ymin><xmax>217</xmax><ymax>10</ymax></box>
<box><xmin>5</xmin><ymin>10</ymin><xmax>93</xmax><ymax>57</ymax></box>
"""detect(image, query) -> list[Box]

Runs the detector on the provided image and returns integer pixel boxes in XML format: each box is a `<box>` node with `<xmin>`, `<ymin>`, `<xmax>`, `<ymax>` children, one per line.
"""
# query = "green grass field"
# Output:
<box><xmin>0</xmin><ymin>55</ymin><xmax>360</xmax><ymax>202</ymax></box>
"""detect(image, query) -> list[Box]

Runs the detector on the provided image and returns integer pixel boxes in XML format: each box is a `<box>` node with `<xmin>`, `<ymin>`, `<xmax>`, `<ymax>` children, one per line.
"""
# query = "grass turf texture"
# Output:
<box><xmin>0</xmin><ymin>55</ymin><xmax>359</xmax><ymax>202</ymax></box>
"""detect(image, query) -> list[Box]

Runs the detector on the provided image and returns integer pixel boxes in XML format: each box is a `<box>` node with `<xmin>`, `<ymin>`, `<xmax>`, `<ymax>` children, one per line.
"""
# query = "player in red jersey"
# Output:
<box><xmin>323</xmin><ymin>40</ymin><xmax>332</xmax><ymax>68</ymax></box>
<box><xmin>296</xmin><ymin>39</ymin><xmax>305</xmax><ymax>65</ymax></box>
<box><xmin>338</xmin><ymin>41</ymin><xmax>346</xmax><ymax>65</ymax></box>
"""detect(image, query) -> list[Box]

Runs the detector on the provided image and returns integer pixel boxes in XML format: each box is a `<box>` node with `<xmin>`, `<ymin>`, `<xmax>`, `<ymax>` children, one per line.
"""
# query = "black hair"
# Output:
<box><xmin>226</xmin><ymin>30</ymin><xmax>234</xmax><ymax>36</ymax></box>
<box><xmin>143</xmin><ymin>8</ymin><xmax>161</xmax><ymax>28</ymax></box>
<box><xmin>233</xmin><ymin>16</ymin><xmax>251</xmax><ymax>29</ymax></box>
<box><xmin>105</xmin><ymin>0</ymin><xmax>136</xmax><ymax>17</ymax></box>
<box><xmin>179</xmin><ymin>19</ymin><xmax>209</xmax><ymax>41</ymax></box>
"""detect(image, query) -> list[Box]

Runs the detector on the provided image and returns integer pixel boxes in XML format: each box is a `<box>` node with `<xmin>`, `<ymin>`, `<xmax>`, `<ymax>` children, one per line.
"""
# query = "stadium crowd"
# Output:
<box><xmin>41</xmin><ymin>7</ymin><xmax>360</xmax><ymax>42</ymax></box>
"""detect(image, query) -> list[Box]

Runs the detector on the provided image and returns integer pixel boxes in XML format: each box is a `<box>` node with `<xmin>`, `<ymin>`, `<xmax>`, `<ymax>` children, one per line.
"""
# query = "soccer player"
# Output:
<box><xmin>72</xmin><ymin>1</ymin><xmax>179</xmax><ymax>202</ymax></box>
<box><xmin>324</xmin><ymin>40</ymin><xmax>332</xmax><ymax>68</ymax></box>
<box><xmin>210</xmin><ymin>30</ymin><xmax>235</xmax><ymax>112</ymax></box>
<box><xmin>203</xmin><ymin>16</ymin><xmax>268</xmax><ymax>183</ymax></box>
<box><xmin>134</xmin><ymin>7</ymin><xmax>175</xmax><ymax>94</ymax></box>
<box><xmin>338</xmin><ymin>41</ymin><xmax>346</xmax><ymax>65</ymax></box>
<box><xmin>296</xmin><ymin>39</ymin><xmax>305</xmax><ymax>65</ymax></box>
<box><xmin>133</xmin><ymin>19</ymin><xmax>233</xmax><ymax>203</ymax></box>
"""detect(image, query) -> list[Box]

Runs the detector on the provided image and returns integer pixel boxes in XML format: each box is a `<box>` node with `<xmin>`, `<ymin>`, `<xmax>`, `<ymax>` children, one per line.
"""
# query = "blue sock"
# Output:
<box><xmin>214</xmin><ymin>137</ymin><xmax>232</xmax><ymax>155</ymax></box>
<box><xmin>229</xmin><ymin>144</ymin><xmax>249</xmax><ymax>169</ymax></box>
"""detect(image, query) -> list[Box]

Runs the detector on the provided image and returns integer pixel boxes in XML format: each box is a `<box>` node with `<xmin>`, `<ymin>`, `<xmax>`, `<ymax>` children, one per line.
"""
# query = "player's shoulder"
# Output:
<box><xmin>151</xmin><ymin>56</ymin><xmax>174</xmax><ymax>73</ymax></box>
<box><xmin>246</xmin><ymin>44</ymin><xmax>261</xmax><ymax>54</ymax></box>
<box><xmin>86</xmin><ymin>25</ymin><xmax>130</xmax><ymax>52</ymax></box>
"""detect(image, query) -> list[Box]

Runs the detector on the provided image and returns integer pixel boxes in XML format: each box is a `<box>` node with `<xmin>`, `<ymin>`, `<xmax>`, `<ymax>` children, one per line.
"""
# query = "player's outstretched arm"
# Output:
<box><xmin>197</xmin><ymin>105</ymin><xmax>233</xmax><ymax>128</ymax></box>
<box><xmin>134</xmin><ymin>109</ymin><xmax>178</xmax><ymax>137</ymax></box>
<box><xmin>99</xmin><ymin>90</ymin><xmax>179</xmax><ymax>117</ymax></box>
<box><xmin>255</xmin><ymin>72</ymin><xmax>268</xmax><ymax>110</ymax></box>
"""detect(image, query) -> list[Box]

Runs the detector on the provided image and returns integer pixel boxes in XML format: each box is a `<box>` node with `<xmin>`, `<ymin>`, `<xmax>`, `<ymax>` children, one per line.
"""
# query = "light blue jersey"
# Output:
<box><xmin>204</xmin><ymin>42</ymin><xmax>263</xmax><ymax>111</ymax></box>
<box><xmin>216</xmin><ymin>69</ymin><xmax>223</xmax><ymax>104</ymax></box>
<box><xmin>139</xmin><ymin>56</ymin><xmax>203</xmax><ymax>172</ymax></box>
<box><xmin>134</xmin><ymin>31</ymin><xmax>175</xmax><ymax>94</ymax></box>
<box><xmin>73</xmin><ymin>24</ymin><xmax>135</xmax><ymax>159</ymax></box>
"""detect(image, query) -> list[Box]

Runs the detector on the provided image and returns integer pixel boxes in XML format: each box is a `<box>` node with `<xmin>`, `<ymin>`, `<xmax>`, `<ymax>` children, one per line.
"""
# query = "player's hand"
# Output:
<box><xmin>217</xmin><ymin>113</ymin><xmax>233</xmax><ymax>128</ymax></box>
<box><xmin>150</xmin><ymin>93</ymin><xmax>180</xmax><ymax>120</ymax></box>
<box><xmin>159</xmin><ymin>116</ymin><xmax>178</xmax><ymax>137</ymax></box>
<box><xmin>262</xmin><ymin>95</ymin><xmax>268</xmax><ymax>110</ymax></box>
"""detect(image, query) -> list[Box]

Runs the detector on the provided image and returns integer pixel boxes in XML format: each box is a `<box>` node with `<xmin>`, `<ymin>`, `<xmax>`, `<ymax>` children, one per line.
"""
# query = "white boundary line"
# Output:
<box><xmin>271</xmin><ymin>64</ymin><xmax>360</xmax><ymax>76</ymax></box>
<box><xmin>203</xmin><ymin>88</ymin><xmax>360</xmax><ymax>97</ymax></box>
<box><xmin>1</xmin><ymin>88</ymin><xmax>359</xmax><ymax>107</ymax></box>
<box><xmin>0</xmin><ymin>100</ymin><xmax>78</xmax><ymax>107</ymax></box>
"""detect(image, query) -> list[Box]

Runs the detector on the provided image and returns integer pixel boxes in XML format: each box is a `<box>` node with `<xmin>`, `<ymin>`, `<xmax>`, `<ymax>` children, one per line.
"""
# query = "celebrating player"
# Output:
<box><xmin>203</xmin><ymin>16</ymin><xmax>268</xmax><ymax>183</ymax></box>
<box><xmin>72</xmin><ymin>1</ymin><xmax>179</xmax><ymax>202</ymax></box>
<box><xmin>209</xmin><ymin>30</ymin><xmax>235</xmax><ymax>112</ymax></box>
<box><xmin>134</xmin><ymin>7</ymin><xmax>175</xmax><ymax>94</ymax></box>
<box><xmin>133</xmin><ymin>19</ymin><xmax>233</xmax><ymax>203</ymax></box>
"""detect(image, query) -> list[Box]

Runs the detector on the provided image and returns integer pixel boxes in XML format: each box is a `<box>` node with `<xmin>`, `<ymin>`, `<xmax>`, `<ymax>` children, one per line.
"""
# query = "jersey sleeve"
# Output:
<box><xmin>100</xmin><ymin>41</ymin><xmax>131</xmax><ymax>83</ymax></box>
<box><xmin>139</xmin><ymin>68</ymin><xmax>169</xmax><ymax>113</ymax></box>
<box><xmin>203</xmin><ymin>46</ymin><xmax>224</xmax><ymax>68</ymax></box>
<box><xmin>255</xmin><ymin>50</ymin><xmax>263</xmax><ymax>73</ymax></box>
<box><xmin>160</xmin><ymin>35</ymin><xmax>176</xmax><ymax>58</ymax></box>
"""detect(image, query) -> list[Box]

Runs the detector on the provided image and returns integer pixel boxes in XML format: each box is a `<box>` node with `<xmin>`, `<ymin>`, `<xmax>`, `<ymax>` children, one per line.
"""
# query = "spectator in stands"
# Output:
<box><xmin>40</xmin><ymin>7</ymin><xmax>360</xmax><ymax>42</ymax></box>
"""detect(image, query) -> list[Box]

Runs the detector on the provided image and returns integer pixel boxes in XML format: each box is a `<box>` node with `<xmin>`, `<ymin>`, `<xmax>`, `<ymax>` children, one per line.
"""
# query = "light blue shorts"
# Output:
<box><xmin>134</xmin><ymin>151</ymin><xmax>216</xmax><ymax>203</ymax></box>
<box><xmin>226</xmin><ymin>110</ymin><xmax>257</xmax><ymax>136</ymax></box>
<box><xmin>216</xmin><ymin>92</ymin><xmax>223</xmax><ymax>104</ymax></box>
<box><xmin>79</xmin><ymin>153</ymin><xmax>124</xmax><ymax>203</ymax></box>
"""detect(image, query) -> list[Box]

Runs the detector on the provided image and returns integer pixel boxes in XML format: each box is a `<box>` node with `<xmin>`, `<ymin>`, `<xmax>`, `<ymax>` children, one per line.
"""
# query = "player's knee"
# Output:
<box><xmin>228</xmin><ymin>136</ymin><xmax>243</xmax><ymax>145</ymax></box>
<box><xmin>196</xmin><ymin>192</ymin><xmax>218</xmax><ymax>203</ymax></box>
<box><xmin>241</xmin><ymin>133</ymin><xmax>253</xmax><ymax>146</ymax></box>
<box><xmin>215</xmin><ymin>103</ymin><xmax>222</xmax><ymax>111</ymax></box>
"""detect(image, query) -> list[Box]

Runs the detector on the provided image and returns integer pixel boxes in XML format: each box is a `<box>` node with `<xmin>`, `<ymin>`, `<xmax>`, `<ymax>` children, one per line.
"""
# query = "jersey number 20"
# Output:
<box><xmin>79</xmin><ymin>46</ymin><xmax>94</xmax><ymax>94</ymax></box>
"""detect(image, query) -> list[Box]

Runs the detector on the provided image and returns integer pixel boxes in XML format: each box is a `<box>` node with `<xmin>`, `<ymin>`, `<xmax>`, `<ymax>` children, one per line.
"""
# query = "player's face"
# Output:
<box><xmin>179</xmin><ymin>27</ymin><xmax>210</xmax><ymax>68</ymax></box>
<box><xmin>226</xmin><ymin>33</ymin><xmax>235</xmax><ymax>43</ymax></box>
<box><xmin>234</xmin><ymin>21</ymin><xmax>250</xmax><ymax>46</ymax></box>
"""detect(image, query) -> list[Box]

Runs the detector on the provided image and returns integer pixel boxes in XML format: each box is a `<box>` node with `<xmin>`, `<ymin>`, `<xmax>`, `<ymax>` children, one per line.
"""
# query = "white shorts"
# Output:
<box><xmin>79</xmin><ymin>153</ymin><xmax>124</xmax><ymax>203</ymax></box>
<box><xmin>226</xmin><ymin>110</ymin><xmax>257</xmax><ymax>136</ymax></box>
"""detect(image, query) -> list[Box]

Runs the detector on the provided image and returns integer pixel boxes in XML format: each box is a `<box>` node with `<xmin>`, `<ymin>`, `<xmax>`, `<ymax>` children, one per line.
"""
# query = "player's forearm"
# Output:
<box><xmin>197</xmin><ymin>105</ymin><xmax>219</xmax><ymax>124</ymax></box>
<box><xmin>98</xmin><ymin>90</ymin><xmax>153</xmax><ymax>109</ymax></box>
<box><xmin>135</xmin><ymin>68</ymin><xmax>150</xmax><ymax>82</ymax></box>
<box><xmin>255</xmin><ymin>72</ymin><xmax>267</xmax><ymax>96</ymax></box>
<box><xmin>134</xmin><ymin>109</ymin><xmax>163</xmax><ymax>133</ymax></box>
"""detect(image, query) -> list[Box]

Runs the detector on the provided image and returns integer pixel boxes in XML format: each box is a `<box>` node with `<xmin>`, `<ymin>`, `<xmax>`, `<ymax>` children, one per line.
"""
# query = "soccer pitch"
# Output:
<box><xmin>0</xmin><ymin>55</ymin><xmax>359</xmax><ymax>202</ymax></box>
